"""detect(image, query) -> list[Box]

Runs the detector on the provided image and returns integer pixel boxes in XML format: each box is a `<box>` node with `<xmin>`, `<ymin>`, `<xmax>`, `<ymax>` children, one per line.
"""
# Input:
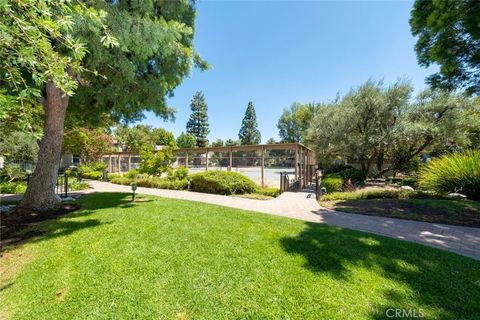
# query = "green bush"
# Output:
<box><xmin>324</xmin><ymin>163</ymin><xmax>352</xmax><ymax>175</ymax></box>
<box><xmin>0</xmin><ymin>164</ymin><xmax>27</xmax><ymax>182</ymax></box>
<box><xmin>336</xmin><ymin>168</ymin><xmax>367</xmax><ymax>183</ymax></box>
<box><xmin>256</xmin><ymin>187</ymin><xmax>281</xmax><ymax>197</ymax></box>
<box><xmin>89</xmin><ymin>162</ymin><xmax>107</xmax><ymax>172</ymax></box>
<box><xmin>190</xmin><ymin>171</ymin><xmax>258</xmax><ymax>195</ymax></box>
<box><xmin>82</xmin><ymin>171</ymin><xmax>102</xmax><ymax>180</ymax></box>
<box><xmin>321</xmin><ymin>176</ymin><xmax>344</xmax><ymax>193</ymax></box>
<box><xmin>168</xmin><ymin>166</ymin><xmax>189</xmax><ymax>181</ymax></box>
<box><xmin>69</xmin><ymin>181</ymin><xmax>90</xmax><ymax>191</ymax></box>
<box><xmin>419</xmin><ymin>150</ymin><xmax>480</xmax><ymax>199</ymax></box>
<box><xmin>77</xmin><ymin>164</ymin><xmax>93</xmax><ymax>173</ymax></box>
<box><xmin>110</xmin><ymin>176</ymin><xmax>133</xmax><ymax>185</ymax></box>
<box><xmin>0</xmin><ymin>181</ymin><xmax>27</xmax><ymax>194</ymax></box>
<box><xmin>137</xmin><ymin>177</ymin><xmax>187</xmax><ymax>190</ymax></box>
<box><xmin>124</xmin><ymin>169</ymin><xmax>140</xmax><ymax>179</ymax></box>
<box><xmin>108</xmin><ymin>173</ymin><xmax>121</xmax><ymax>180</ymax></box>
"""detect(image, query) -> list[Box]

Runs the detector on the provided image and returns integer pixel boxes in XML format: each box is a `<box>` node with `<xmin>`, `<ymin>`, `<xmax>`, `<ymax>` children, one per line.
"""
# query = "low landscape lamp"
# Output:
<box><xmin>131</xmin><ymin>183</ymin><xmax>137</xmax><ymax>201</ymax></box>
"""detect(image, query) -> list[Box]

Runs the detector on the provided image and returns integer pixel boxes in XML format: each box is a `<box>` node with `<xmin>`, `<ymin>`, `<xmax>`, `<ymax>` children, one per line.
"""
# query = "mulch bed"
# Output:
<box><xmin>322</xmin><ymin>199</ymin><xmax>480</xmax><ymax>228</ymax></box>
<box><xmin>1</xmin><ymin>203</ymin><xmax>81</xmax><ymax>248</ymax></box>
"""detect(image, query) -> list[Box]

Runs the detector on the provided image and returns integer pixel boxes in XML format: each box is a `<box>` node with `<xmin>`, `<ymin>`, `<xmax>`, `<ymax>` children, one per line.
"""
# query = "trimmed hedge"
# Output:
<box><xmin>82</xmin><ymin>171</ymin><xmax>102</xmax><ymax>180</ymax></box>
<box><xmin>110</xmin><ymin>176</ymin><xmax>187</xmax><ymax>190</ymax></box>
<box><xmin>190</xmin><ymin>171</ymin><xmax>257</xmax><ymax>195</ymax></box>
<box><xmin>321</xmin><ymin>176</ymin><xmax>344</xmax><ymax>193</ymax></box>
<box><xmin>419</xmin><ymin>150</ymin><xmax>480</xmax><ymax>199</ymax></box>
<box><xmin>256</xmin><ymin>187</ymin><xmax>281</xmax><ymax>198</ymax></box>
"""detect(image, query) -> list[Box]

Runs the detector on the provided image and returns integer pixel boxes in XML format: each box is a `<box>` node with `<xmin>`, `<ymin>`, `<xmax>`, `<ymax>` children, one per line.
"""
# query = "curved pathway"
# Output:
<box><xmin>4</xmin><ymin>180</ymin><xmax>480</xmax><ymax>260</ymax></box>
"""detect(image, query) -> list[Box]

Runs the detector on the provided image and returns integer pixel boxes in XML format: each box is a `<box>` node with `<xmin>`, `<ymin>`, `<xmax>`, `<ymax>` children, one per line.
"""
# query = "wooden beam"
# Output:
<box><xmin>261</xmin><ymin>146</ymin><xmax>265</xmax><ymax>187</ymax></box>
<box><xmin>294</xmin><ymin>144</ymin><xmax>298</xmax><ymax>181</ymax></box>
<box><xmin>205</xmin><ymin>148</ymin><xmax>209</xmax><ymax>171</ymax></box>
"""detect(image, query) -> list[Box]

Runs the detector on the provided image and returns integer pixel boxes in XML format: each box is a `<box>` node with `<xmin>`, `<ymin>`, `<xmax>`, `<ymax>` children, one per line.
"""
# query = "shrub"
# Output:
<box><xmin>82</xmin><ymin>171</ymin><xmax>102</xmax><ymax>180</ymax></box>
<box><xmin>323</xmin><ymin>163</ymin><xmax>353</xmax><ymax>175</ymax></box>
<box><xmin>77</xmin><ymin>164</ymin><xmax>94</xmax><ymax>173</ymax></box>
<box><xmin>190</xmin><ymin>171</ymin><xmax>258</xmax><ymax>195</ymax></box>
<box><xmin>0</xmin><ymin>164</ymin><xmax>27</xmax><ymax>182</ymax></box>
<box><xmin>256</xmin><ymin>187</ymin><xmax>281</xmax><ymax>197</ymax></box>
<box><xmin>88</xmin><ymin>162</ymin><xmax>107</xmax><ymax>172</ymax></box>
<box><xmin>168</xmin><ymin>166</ymin><xmax>189</xmax><ymax>181</ymax></box>
<box><xmin>336</xmin><ymin>168</ymin><xmax>367</xmax><ymax>184</ymax></box>
<box><xmin>110</xmin><ymin>176</ymin><xmax>133</xmax><ymax>185</ymax></box>
<box><xmin>108</xmin><ymin>173</ymin><xmax>121</xmax><ymax>180</ymax></box>
<box><xmin>69</xmin><ymin>181</ymin><xmax>90</xmax><ymax>191</ymax></box>
<box><xmin>0</xmin><ymin>181</ymin><xmax>27</xmax><ymax>194</ymax></box>
<box><xmin>321</xmin><ymin>176</ymin><xmax>344</xmax><ymax>193</ymax></box>
<box><xmin>419</xmin><ymin>150</ymin><xmax>480</xmax><ymax>199</ymax></box>
<box><xmin>139</xmin><ymin>146</ymin><xmax>173</xmax><ymax>175</ymax></box>
<box><xmin>124</xmin><ymin>169</ymin><xmax>140</xmax><ymax>179</ymax></box>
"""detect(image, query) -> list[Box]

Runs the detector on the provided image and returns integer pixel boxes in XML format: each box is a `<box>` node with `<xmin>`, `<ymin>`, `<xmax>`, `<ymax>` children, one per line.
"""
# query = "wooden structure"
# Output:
<box><xmin>174</xmin><ymin>143</ymin><xmax>316</xmax><ymax>188</ymax></box>
<box><xmin>102</xmin><ymin>143</ymin><xmax>316</xmax><ymax>189</ymax></box>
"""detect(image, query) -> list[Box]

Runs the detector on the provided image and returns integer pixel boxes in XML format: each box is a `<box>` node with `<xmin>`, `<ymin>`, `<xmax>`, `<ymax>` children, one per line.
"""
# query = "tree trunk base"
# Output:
<box><xmin>15</xmin><ymin>194</ymin><xmax>62</xmax><ymax>216</ymax></box>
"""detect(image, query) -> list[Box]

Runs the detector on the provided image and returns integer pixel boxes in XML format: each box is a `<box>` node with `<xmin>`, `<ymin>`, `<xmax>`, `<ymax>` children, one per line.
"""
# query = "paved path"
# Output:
<box><xmin>3</xmin><ymin>180</ymin><xmax>480</xmax><ymax>260</ymax></box>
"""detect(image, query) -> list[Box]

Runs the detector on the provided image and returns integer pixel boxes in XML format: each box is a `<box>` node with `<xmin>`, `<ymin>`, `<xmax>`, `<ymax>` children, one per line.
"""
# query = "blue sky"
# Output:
<box><xmin>141</xmin><ymin>0</ymin><xmax>436</xmax><ymax>142</ymax></box>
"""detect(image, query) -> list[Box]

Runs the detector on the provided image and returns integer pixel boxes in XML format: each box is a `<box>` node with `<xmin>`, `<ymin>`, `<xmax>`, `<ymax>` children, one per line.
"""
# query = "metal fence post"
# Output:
<box><xmin>64</xmin><ymin>172</ymin><xmax>68</xmax><ymax>197</ymax></box>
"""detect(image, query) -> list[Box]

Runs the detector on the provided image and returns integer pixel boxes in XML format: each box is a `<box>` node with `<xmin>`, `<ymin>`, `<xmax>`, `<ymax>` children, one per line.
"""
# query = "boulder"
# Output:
<box><xmin>400</xmin><ymin>186</ymin><xmax>415</xmax><ymax>191</ymax></box>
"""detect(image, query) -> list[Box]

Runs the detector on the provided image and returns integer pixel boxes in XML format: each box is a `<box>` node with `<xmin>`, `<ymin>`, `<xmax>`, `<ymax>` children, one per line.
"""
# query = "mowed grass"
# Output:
<box><xmin>1</xmin><ymin>193</ymin><xmax>480</xmax><ymax>319</ymax></box>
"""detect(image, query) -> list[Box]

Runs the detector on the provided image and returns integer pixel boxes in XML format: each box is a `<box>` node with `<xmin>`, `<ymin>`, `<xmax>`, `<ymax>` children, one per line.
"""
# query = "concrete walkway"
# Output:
<box><xmin>3</xmin><ymin>180</ymin><xmax>480</xmax><ymax>260</ymax></box>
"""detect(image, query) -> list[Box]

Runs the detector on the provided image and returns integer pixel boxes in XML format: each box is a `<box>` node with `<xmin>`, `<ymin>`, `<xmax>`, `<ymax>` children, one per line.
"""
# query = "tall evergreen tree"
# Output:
<box><xmin>186</xmin><ymin>91</ymin><xmax>210</xmax><ymax>147</ymax></box>
<box><xmin>238</xmin><ymin>102</ymin><xmax>261</xmax><ymax>145</ymax></box>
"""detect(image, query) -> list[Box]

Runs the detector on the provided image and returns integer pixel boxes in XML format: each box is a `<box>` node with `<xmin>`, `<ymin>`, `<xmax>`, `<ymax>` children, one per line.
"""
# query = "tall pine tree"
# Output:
<box><xmin>239</xmin><ymin>102</ymin><xmax>261</xmax><ymax>145</ymax></box>
<box><xmin>186</xmin><ymin>91</ymin><xmax>210</xmax><ymax>147</ymax></box>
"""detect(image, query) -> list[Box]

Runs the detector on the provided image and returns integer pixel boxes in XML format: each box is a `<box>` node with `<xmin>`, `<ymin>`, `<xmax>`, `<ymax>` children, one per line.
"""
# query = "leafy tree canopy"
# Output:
<box><xmin>63</xmin><ymin>128</ymin><xmax>113</xmax><ymax>163</ymax></box>
<box><xmin>225</xmin><ymin>139</ymin><xmax>241</xmax><ymax>146</ymax></box>
<box><xmin>210</xmin><ymin>139</ymin><xmax>224</xmax><ymax>147</ymax></box>
<box><xmin>176</xmin><ymin>132</ymin><xmax>197</xmax><ymax>148</ymax></box>
<box><xmin>410</xmin><ymin>0</ymin><xmax>480</xmax><ymax>94</ymax></box>
<box><xmin>266</xmin><ymin>137</ymin><xmax>277</xmax><ymax>144</ymax></box>
<box><xmin>277</xmin><ymin>102</ymin><xmax>318</xmax><ymax>143</ymax></box>
<box><xmin>0</xmin><ymin>131</ymin><xmax>39</xmax><ymax>162</ymax></box>
<box><xmin>114</xmin><ymin>125</ymin><xmax>176</xmax><ymax>152</ymax></box>
<box><xmin>307</xmin><ymin>80</ymin><xmax>480</xmax><ymax>175</ymax></box>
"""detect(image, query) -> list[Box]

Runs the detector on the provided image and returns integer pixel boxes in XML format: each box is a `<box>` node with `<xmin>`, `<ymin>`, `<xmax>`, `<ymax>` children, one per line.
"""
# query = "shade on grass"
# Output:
<box><xmin>1</xmin><ymin>193</ymin><xmax>479</xmax><ymax>319</ymax></box>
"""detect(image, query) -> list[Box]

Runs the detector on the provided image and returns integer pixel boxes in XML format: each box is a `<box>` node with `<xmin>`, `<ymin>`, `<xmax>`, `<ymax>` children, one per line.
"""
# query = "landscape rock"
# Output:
<box><xmin>447</xmin><ymin>193</ymin><xmax>467</xmax><ymax>200</ymax></box>
<box><xmin>400</xmin><ymin>186</ymin><xmax>415</xmax><ymax>191</ymax></box>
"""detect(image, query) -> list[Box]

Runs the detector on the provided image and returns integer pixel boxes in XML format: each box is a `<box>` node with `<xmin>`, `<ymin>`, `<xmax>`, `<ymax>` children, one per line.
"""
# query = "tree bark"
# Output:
<box><xmin>15</xmin><ymin>81</ymin><xmax>69</xmax><ymax>214</ymax></box>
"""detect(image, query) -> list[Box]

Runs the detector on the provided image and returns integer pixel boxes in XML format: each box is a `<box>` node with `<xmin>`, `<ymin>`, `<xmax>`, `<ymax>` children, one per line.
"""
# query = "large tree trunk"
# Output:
<box><xmin>16</xmin><ymin>81</ymin><xmax>69</xmax><ymax>214</ymax></box>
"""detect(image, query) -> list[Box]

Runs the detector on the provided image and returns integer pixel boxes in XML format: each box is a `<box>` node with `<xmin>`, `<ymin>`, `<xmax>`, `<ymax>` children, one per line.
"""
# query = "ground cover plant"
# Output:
<box><xmin>1</xmin><ymin>193</ymin><xmax>479</xmax><ymax>319</ymax></box>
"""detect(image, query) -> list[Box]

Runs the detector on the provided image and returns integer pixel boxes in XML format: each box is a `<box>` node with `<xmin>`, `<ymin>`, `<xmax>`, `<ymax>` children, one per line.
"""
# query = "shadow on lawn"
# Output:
<box><xmin>280</xmin><ymin>222</ymin><xmax>480</xmax><ymax>319</ymax></box>
<box><xmin>3</xmin><ymin>193</ymin><xmax>153</xmax><ymax>247</ymax></box>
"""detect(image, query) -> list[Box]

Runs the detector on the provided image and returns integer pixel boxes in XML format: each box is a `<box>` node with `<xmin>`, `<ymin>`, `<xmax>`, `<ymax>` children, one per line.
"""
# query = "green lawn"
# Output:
<box><xmin>1</xmin><ymin>193</ymin><xmax>480</xmax><ymax>319</ymax></box>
